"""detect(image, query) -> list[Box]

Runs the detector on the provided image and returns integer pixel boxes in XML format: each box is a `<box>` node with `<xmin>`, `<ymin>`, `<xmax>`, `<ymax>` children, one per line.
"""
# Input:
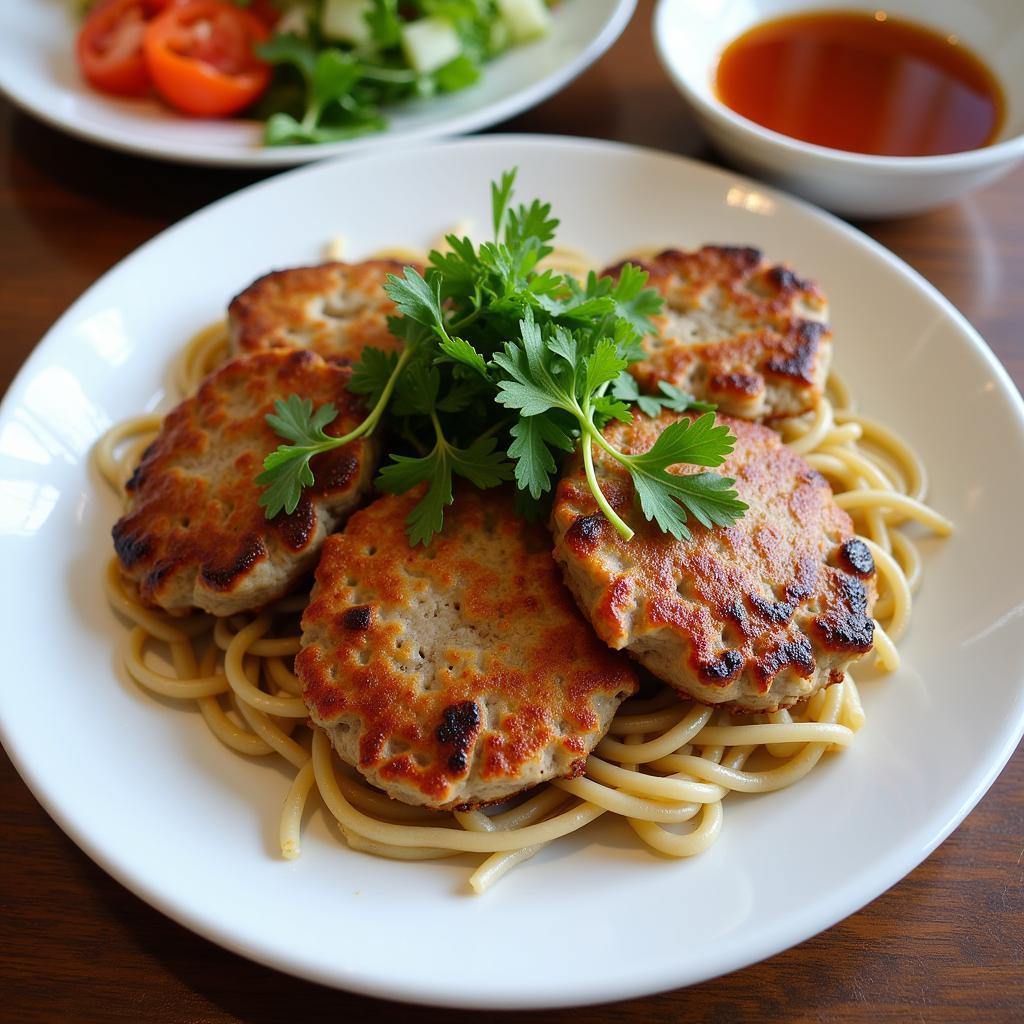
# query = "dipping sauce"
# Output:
<box><xmin>715</xmin><ymin>10</ymin><xmax>1005</xmax><ymax>157</ymax></box>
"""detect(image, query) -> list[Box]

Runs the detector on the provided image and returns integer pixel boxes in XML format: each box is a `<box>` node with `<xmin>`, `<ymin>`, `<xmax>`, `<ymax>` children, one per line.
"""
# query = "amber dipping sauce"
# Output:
<box><xmin>715</xmin><ymin>10</ymin><xmax>1005</xmax><ymax>157</ymax></box>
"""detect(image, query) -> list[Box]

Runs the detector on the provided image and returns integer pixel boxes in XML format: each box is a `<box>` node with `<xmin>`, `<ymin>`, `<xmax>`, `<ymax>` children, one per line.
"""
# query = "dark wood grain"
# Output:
<box><xmin>1</xmin><ymin>2</ymin><xmax>1022</xmax><ymax>1020</ymax></box>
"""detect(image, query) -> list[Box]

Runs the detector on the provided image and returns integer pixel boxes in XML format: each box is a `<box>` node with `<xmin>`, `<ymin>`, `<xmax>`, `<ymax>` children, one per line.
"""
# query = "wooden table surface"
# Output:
<box><xmin>2</xmin><ymin>4</ymin><xmax>1022</xmax><ymax>1021</ymax></box>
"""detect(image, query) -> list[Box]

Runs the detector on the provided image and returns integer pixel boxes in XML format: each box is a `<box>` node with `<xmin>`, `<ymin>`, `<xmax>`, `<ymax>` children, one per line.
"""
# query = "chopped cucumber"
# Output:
<box><xmin>401</xmin><ymin>17</ymin><xmax>462</xmax><ymax>74</ymax></box>
<box><xmin>321</xmin><ymin>0</ymin><xmax>373</xmax><ymax>46</ymax></box>
<box><xmin>496</xmin><ymin>0</ymin><xmax>552</xmax><ymax>43</ymax></box>
<box><xmin>277</xmin><ymin>1</ymin><xmax>315</xmax><ymax>37</ymax></box>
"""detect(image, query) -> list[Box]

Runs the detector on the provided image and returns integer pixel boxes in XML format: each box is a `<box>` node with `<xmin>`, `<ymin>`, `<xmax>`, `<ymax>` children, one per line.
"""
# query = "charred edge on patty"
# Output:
<box><xmin>767</xmin><ymin>265</ymin><xmax>813</xmax><ymax>294</ymax></box>
<box><xmin>271</xmin><ymin>498</ymin><xmax>316</xmax><ymax>551</ymax></box>
<box><xmin>839</xmin><ymin>538</ymin><xmax>876</xmax><ymax>578</ymax></box>
<box><xmin>143</xmin><ymin>561</ymin><xmax>175</xmax><ymax>594</ymax></box>
<box><xmin>709</xmin><ymin>371</ymin><xmax>763</xmax><ymax>396</ymax></box>
<box><xmin>436</xmin><ymin>701</ymin><xmax>482</xmax><ymax>773</ymax></box>
<box><xmin>815</xmin><ymin>574</ymin><xmax>875</xmax><ymax>652</ymax></box>
<box><xmin>763</xmin><ymin>321</ymin><xmax>827</xmax><ymax>383</ymax></box>
<box><xmin>700</xmin><ymin>649</ymin><xmax>744</xmax><ymax>685</ymax></box>
<box><xmin>656</xmin><ymin>244</ymin><xmax>764</xmax><ymax>268</ymax></box>
<box><xmin>312</xmin><ymin>452</ymin><xmax>359</xmax><ymax>493</ymax></box>
<box><xmin>710</xmin><ymin>244</ymin><xmax>764</xmax><ymax>266</ymax></box>
<box><xmin>755</xmin><ymin>637</ymin><xmax>816</xmax><ymax>686</ymax></box>
<box><xmin>111</xmin><ymin>524</ymin><xmax>153</xmax><ymax>567</ymax></box>
<box><xmin>125</xmin><ymin>442</ymin><xmax>157</xmax><ymax>493</ymax></box>
<box><xmin>748</xmin><ymin>594</ymin><xmax>794</xmax><ymax>625</ymax></box>
<box><xmin>604</xmin><ymin>244</ymin><xmax>766</xmax><ymax>282</ymax></box>
<box><xmin>199</xmin><ymin>535</ymin><xmax>268</xmax><ymax>590</ymax></box>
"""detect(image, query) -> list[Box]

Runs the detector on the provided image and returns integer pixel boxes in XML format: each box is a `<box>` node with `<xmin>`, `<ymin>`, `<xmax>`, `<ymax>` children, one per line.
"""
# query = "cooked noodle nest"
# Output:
<box><xmin>94</xmin><ymin>250</ymin><xmax>949</xmax><ymax>893</ymax></box>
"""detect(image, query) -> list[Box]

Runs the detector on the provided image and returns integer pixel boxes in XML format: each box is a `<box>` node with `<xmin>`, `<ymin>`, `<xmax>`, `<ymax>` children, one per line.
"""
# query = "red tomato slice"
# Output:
<box><xmin>76</xmin><ymin>0</ymin><xmax>171</xmax><ymax>98</ymax></box>
<box><xmin>143</xmin><ymin>1</ymin><xmax>272</xmax><ymax>118</ymax></box>
<box><xmin>248</xmin><ymin>0</ymin><xmax>281</xmax><ymax>28</ymax></box>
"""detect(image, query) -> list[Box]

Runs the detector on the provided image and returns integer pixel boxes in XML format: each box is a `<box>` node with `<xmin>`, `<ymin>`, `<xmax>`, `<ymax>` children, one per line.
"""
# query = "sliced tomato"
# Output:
<box><xmin>143</xmin><ymin>1</ymin><xmax>272</xmax><ymax>117</ymax></box>
<box><xmin>76</xmin><ymin>0</ymin><xmax>171</xmax><ymax>97</ymax></box>
<box><xmin>248</xmin><ymin>0</ymin><xmax>282</xmax><ymax>28</ymax></box>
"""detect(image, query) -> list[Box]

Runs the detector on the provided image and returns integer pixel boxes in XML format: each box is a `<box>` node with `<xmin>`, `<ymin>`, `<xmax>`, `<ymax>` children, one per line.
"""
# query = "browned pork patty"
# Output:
<box><xmin>606</xmin><ymin>246</ymin><xmax>832</xmax><ymax>420</ymax></box>
<box><xmin>296</xmin><ymin>487</ymin><xmax>639</xmax><ymax>810</ymax></box>
<box><xmin>112</xmin><ymin>349</ymin><xmax>378</xmax><ymax>616</ymax></box>
<box><xmin>551</xmin><ymin>410</ymin><xmax>877</xmax><ymax>712</ymax></box>
<box><xmin>228</xmin><ymin>260</ymin><xmax>413</xmax><ymax>362</ymax></box>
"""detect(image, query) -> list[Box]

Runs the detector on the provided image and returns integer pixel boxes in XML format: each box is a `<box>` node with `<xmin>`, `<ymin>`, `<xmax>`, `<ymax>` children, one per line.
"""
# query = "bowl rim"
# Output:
<box><xmin>652</xmin><ymin>0</ymin><xmax>1024</xmax><ymax>173</ymax></box>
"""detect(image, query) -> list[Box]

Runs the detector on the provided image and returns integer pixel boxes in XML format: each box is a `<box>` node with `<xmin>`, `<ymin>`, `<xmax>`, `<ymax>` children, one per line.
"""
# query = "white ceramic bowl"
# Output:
<box><xmin>654</xmin><ymin>0</ymin><xmax>1024</xmax><ymax>218</ymax></box>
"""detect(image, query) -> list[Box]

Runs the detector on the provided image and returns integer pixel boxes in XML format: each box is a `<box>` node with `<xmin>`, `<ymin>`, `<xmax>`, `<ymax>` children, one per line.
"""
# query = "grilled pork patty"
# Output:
<box><xmin>608</xmin><ymin>245</ymin><xmax>832</xmax><ymax>420</ymax></box>
<box><xmin>551</xmin><ymin>410</ymin><xmax>876</xmax><ymax>712</ymax></box>
<box><xmin>113</xmin><ymin>349</ymin><xmax>378</xmax><ymax>615</ymax></box>
<box><xmin>228</xmin><ymin>260</ymin><xmax>413</xmax><ymax>363</ymax></box>
<box><xmin>297</xmin><ymin>487</ymin><xmax>639</xmax><ymax>810</ymax></box>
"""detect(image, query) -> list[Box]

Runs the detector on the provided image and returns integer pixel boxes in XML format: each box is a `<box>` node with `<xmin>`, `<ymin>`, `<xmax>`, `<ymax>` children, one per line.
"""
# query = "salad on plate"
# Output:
<box><xmin>73</xmin><ymin>0</ymin><xmax>556</xmax><ymax>145</ymax></box>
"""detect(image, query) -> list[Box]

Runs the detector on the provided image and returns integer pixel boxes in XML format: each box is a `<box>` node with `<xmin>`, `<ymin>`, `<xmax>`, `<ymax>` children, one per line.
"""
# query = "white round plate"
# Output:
<box><xmin>1</xmin><ymin>136</ymin><xmax>1022</xmax><ymax>1009</ymax></box>
<box><xmin>0</xmin><ymin>1</ymin><xmax>634</xmax><ymax>167</ymax></box>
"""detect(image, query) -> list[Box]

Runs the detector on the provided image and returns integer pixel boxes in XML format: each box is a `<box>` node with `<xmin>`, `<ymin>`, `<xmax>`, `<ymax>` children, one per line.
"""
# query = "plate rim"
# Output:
<box><xmin>2</xmin><ymin>133</ymin><xmax>1023</xmax><ymax>1009</ymax></box>
<box><xmin>0</xmin><ymin>0</ymin><xmax>636</xmax><ymax>168</ymax></box>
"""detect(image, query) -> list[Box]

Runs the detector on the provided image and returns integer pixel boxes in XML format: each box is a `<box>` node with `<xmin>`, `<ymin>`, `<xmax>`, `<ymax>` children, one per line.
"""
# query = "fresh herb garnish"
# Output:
<box><xmin>257</xmin><ymin>169</ymin><xmax>747</xmax><ymax>543</ymax></box>
<box><xmin>255</xmin><ymin>349</ymin><xmax>412</xmax><ymax>517</ymax></box>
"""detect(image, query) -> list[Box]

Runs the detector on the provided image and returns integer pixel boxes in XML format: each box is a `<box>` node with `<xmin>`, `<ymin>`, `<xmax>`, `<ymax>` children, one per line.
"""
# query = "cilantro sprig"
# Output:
<box><xmin>255</xmin><ymin>346</ymin><xmax>413</xmax><ymax>517</ymax></box>
<box><xmin>256</xmin><ymin>169</ymin><xmax>747</xmax><ymax>543</ymax></box>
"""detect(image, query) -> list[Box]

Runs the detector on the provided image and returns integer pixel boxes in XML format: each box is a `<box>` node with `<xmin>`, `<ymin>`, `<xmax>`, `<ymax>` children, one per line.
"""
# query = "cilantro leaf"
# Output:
<box><xmin>491</xmin><ymin>169</ymin><xmax>516</xmax><ymax>240</ymax></box>
<box><xmin>436</xmin><ymin>334</ymin><xmax>489</xmax><ymax>377</ymax></box>
<box><xmin>508</xmin><ymin>415</ymin><xmax>574</xmax><ymax>498</ymax></box>
<box><xmin>377</xmin><ymin>435</ymin><xmax>512</xmax><ymax>544</ymax></box>
<box><xmin>590</xmin><ymin>395</ymin><xmax>633</xmax><ymax>425</ymax></box>
<box><xmin>435</xmin><ymin>55</ymin><xmax>481</xmax><ymax>92</ymax></box>
<box><xmin>256</xmin><ymin>449</ymin><xmax>315</xmax><ymax>518</ymax></box>
<box><xmin>385</xmin><ymin>267</ymin><xmax>444</xmax><ymax>328</ymax></box>
<box><xmin>610</xmin><ymin>370</ymin><xmax>661</xmax><ymax>417</ymax></box>
<box><xmin>256</xmin><ymin>347</ymin><xmax>413</xmax><ymax>518</ymax></box>
<box><xmin>257</xmin><ymin>33</ymin><xmax>317</xmax><ymax>81</ymax></box>
<box><xmin>493</xmin><ymin>309</ymin><xmax>574</xmax><ymax>417</ymax></box>
<box><xmin>429</xmin><ymin>235</ymin><xmax>480</xmax><ymax>297</ymax></box>
<box><xmin>365</xmin><ymin>0</ymin><xmax>402</xmax><ymax>48</ymax></box>
<box><xmin>391</xmin><ymin>358</ymin><xmax>440</xmax><ymax>418</ymax></box>
<box><xmin>656</xmin><ymin>380</ymin><xmax>717</xmax><ymax>413</ymax></box>
<box><xmin>257</xmin><ymin>396</ymin><xmax>341</xmax><ymax>516</ymax></box>
<box><xmin>505</xmin><ymin>198</ymin><xmax>558</xmax><ymax>257</ymax></box>
<box><xmin>349</xmin><ymin>348</ymin><xmax>400</xmax><ymax>407</ymax></box>
<box><xmin>377</xmin><ymin>451</ymin><xmax>451</xmax><ymax>546</ymax></box>
<box><xmin>611</xmin><ymin>372</ymin><xmax>716</xmax><ymax>417</ymax></box>
<box><xmin>608</xmin><ymin>263</ymin><xmax>664</xmax><ymax>335</ymax></box>
<box><xmin>449</xmin><ymin>435</ymin><xmax>514</xmax><ymax>489</ymax></box>
<box><xmin>264</xmin><ymin>395</ymin><xmax>337</xmax><ymax>446</ymax></box>
<box><xmin>622</xmin><ymin>414</ymin><xmax>747</xmax><ymax>539</ymax></box>
<box><xmin>630</xmin><ymin>469</ymin><xmax>747</xmax><ymax>539</ymax></box>
<box><xmin>627</xmin><ymin>412</ymin><xmax>737</xmax><ymax>470</ymax></box>
<box><xmin>584</xmin><ymin>338</ymin><xmax>628</xmax><ymax>397</ymax></box>
<box><xmin>547</xmin><ymin>325</ymin><xmax>578</xmax><ymax>367</ymax></box>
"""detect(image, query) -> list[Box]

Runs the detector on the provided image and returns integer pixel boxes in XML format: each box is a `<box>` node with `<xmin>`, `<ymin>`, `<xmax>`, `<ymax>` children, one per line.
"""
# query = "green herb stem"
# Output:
<box><xmin>429</xmin><ymin>409</ymin><xmax>447</xmax><ymax>449</ymax></box>
<box><xmin>319</xmin><ymin>344</ymin><xmax>413</xmax><ymax>451</ymax></box>
<box><xmin>358</xmin><ymin>345</ymin><xmax>415</xmax><ymax>437</ymax></box>
<box><xmin>355</xmin><ymin>64</ymin><xmax>419</xmax><ymax>85</ymax></box>
<box><xmin>580</xmin><ymin>413</ymin><xmax>634</xmax><ymax>542</ymax></box>
<box><xmin>447</xmin><ymin>308</ymin><xmax>483</xmax><ymax>333</ymax></box>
